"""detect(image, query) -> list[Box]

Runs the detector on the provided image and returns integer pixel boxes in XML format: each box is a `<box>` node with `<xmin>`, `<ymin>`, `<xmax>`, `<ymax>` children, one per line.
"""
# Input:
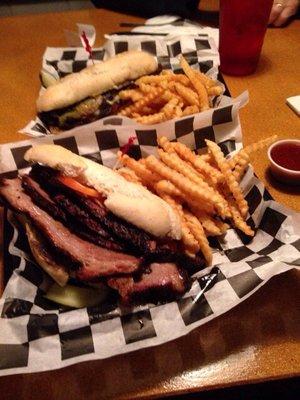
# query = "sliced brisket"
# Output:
<box><xmin>81</xmin><ymin>197</ymin><xmax>157</xmax><ymax>254</ymax></box>
<box><xmin>22</xmin><ymin>175</ymin><xmax>66</xmax><ymax>221</ymax></box>
<box><xmin>52</xmin><ymin>193</ymin><xmax>125</xmax><ymax>251</ymax></box>
<box><xmin>108</xmin><ymin>262</ymin><xmax>190</xmax><ymax>305</ymax></box>
<box><xmin>21</xmin><ymin>175</ymin><xmax>124</xmax><ymax>252</ymax></box>
<box><xmin>30</xmin><ymin>164</ymin><xmax>157</xmax><ymax>254</ymax></box>
<box><xmin>0</xmin><ymin>178</ymin><xmax>140</xmax><ymax>277</ymax></box>
<box><xmin>141</xmin><ymin>249</ymin><xmax>206</xmax><ymax>276</ymax></box>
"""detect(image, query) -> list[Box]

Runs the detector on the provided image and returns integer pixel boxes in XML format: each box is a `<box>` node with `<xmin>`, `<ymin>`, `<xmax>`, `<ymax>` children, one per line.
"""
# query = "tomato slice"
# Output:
<box><xmin>58</xmin><ymin>176</ymin><xmax>100</xmax><ymax>197</ymax></box>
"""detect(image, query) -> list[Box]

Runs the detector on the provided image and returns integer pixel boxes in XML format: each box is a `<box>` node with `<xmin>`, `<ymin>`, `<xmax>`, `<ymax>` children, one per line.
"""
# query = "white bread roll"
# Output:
<box><xmin>25</xmin><ymin>145</ymin><xmax>182</xmax><ymax>240</ymax></box>
<box><xmin>24</xmin><ymin>144</ymin><xmax>86</xmax><ymax>177</ymax></box>
<box><xmin>37</xmin><ymin>50</ymin><xmax>158</xmax><ymax>112</ymax></box>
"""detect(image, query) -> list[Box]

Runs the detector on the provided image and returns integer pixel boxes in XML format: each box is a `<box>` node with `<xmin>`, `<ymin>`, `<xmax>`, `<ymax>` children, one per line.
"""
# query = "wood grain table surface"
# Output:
<box><xmin>0</xmin><ymin>8</ymin><xmax>299</xmax><ymax>400</ymax></box>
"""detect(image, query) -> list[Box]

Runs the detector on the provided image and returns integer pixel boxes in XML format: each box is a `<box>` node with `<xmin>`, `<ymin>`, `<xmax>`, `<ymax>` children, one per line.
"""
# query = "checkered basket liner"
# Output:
<box><xmin>0</xmin><ymin>113</ymin><xmax>299</xmax><ymax>376</ymax></box>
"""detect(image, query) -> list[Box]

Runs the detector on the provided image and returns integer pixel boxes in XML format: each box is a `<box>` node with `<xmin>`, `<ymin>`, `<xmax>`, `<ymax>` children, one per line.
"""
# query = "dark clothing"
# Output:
<box><xmin>91</xmin><ymin>0</ymin><xmax>201</xmax><ymax>19</ymax></box>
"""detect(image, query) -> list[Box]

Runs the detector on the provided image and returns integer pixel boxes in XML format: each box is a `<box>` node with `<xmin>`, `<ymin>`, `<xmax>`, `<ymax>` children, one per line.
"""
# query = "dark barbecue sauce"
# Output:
<box><xmin>271</xmin><ymin>142</ymin><xmax>300</xmax><ymax>171</ymax></box>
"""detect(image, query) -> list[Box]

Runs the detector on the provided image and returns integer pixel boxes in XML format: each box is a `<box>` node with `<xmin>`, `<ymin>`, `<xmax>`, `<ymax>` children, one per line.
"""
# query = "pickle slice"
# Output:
<box><xmin>45</xmin><ymin>282</ymin><xmax>108</xmax><ymax>308</ymax></box>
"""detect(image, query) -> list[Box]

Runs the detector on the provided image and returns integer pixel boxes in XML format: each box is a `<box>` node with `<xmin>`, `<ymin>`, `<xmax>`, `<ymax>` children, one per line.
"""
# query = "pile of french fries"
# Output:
<box><xmin>117</xmin><ymin>135</ymin><xmax>277</xmax><ymax>266</ymax></box>
<box><xmin>118</xmin><ymin>56</ymin><xmax>223</xmax><ymax>124</ymax></box>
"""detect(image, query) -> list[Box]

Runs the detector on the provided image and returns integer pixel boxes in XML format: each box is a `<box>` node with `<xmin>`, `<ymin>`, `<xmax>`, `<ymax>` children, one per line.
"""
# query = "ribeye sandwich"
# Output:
<box><xmin>0</xmin><ymin>145</ymin><xmax>205</xmax><ymax>305</ymax></box>
<box><xmin>37</xmin><ymin>51</ymin><xmax>158</xmax><ymax>132</ymax></box>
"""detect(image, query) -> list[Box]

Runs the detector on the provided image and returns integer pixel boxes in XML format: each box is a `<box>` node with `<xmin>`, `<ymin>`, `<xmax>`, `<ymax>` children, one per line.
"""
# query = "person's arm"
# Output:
<box><xmin>269</xmin><ymin>0</ymin><xmax>299</xmax><ymax>26</ymax></box>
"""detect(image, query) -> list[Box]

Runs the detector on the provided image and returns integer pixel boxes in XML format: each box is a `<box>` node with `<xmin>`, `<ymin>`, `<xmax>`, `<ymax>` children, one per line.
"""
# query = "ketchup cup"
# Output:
<box><xmin>268</xmin><ymin>139</ymin><xmax>300</xmax><ymax>185</ymax></box>
<box><xmin>219</xmin><ymin>0</ymin><xmax>273</xmax><ymax>76</ymax></box>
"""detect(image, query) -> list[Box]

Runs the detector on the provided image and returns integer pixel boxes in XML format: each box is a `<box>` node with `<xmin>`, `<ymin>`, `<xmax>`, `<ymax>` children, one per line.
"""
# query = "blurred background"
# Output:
<box><xmin>0</xmin><ymin>0</ymin><xmax>221</xmax><ymax>17</ymax></box>
<box><xmin>0</xmin><ymin>0</ymin><xmax>94</xmax><ymax>16</ymax></box>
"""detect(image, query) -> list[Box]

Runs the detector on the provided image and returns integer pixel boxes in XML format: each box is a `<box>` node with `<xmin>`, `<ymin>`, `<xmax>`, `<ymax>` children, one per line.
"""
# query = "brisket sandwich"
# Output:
<box><xmin>0</xmin><ymin>145</ymin><xmax>205</xmax><ymax>305</ymax></box>
<box><xmin>37</xmin><ymin>50</ymin><xmax>158</xmax><ymax>132</ymax></box>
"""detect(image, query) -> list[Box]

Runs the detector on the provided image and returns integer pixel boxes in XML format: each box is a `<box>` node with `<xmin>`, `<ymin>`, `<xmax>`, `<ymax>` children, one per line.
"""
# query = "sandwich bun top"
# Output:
<box><xmin>37</xmin><ymin>50</ymin><xmax>158</xmax><ymax>112</ymax></box>
<box><xmin>25</xmin><ymin>145</ymin><xmax>182</xmax><ymax>240</ymax></box>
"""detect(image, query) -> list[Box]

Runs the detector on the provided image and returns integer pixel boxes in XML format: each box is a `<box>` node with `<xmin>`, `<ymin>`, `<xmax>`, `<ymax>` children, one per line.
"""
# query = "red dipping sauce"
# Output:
<box><xmin>268</xmin><ymin>140</ymin><xmax>300</xmax><ymax>185</ymax></box>
<box><xmin>271</xmin><ymin>142</ymin><xmax>300</xmax><ymax>171</ymax></box>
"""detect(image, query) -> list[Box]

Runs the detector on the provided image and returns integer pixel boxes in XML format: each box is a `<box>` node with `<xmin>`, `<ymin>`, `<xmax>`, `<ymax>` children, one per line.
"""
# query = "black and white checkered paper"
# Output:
<box><xmin>0</xmin><ymin>110</ymin><xmax>299</xmax><ymax>376</ymax></box>
<box><xmin>1</xmin><ymin>24</ymin><xmax>299</xmax><ymax>376</ymax></box>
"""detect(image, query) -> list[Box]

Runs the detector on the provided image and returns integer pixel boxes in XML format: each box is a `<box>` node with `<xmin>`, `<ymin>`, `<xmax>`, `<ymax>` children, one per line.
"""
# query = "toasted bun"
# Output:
<box><xmin>37</xmin><ymin>50</ymin><xmax>158</xmax><ymax>112</ymax></box>
<box><xmin>24</xmin><ymin>144</ymin><xmax>86</xmax><ymax>177</ymax></box>
<box><xmin>25</xmin><ymin>145</ymin><xmax>182</xmax><ymax>240</ymax></box>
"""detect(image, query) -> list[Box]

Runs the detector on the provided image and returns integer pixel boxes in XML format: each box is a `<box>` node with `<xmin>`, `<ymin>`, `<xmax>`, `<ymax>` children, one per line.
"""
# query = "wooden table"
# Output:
<box><xmin>0</xmin><ymin>8</ymin><xmax>299</xmax><ymax>400</ymax></box>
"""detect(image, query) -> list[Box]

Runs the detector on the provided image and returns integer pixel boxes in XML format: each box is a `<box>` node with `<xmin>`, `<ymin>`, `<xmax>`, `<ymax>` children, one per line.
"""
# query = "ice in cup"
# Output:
<box><xmin>219</xmin><ymin>0</ymin><xmax>273</xmax><ymax>76</ymax></box>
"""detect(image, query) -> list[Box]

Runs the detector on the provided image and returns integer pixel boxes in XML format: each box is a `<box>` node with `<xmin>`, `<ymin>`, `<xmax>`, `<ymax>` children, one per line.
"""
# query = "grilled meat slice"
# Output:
<box><xmin>81</xmin><ymin>197</ymin><xmax>157</xmax><ymax>254</ymax></box>
<box><xmin>22</xmin><ymin>175</ymin><xmax>66</xmax><ymax>221</ymax></box>
<box><xmin>108</xmin><ymin>262</ymin><xmax>190</xmax><ymax>305</ymax></box>
<box><xmin>52</xmin><ymin>193</ymin><xmax>125</xmax><ymax>251</ymax></box>
<box><xmin>0</xmin><ymin>178</ymin><xmax>140</xmax><ymax>277</ymax></box>
<box><xmin>22</xmin><ymin>175</ymin><xmax>124</xmax><ymax>252</ymax></box>
<box><xmin>141</xmin><ymin>250</ymin><xmax>205</xmax><ymax>276</ymax></box>
<box><xmin>29</xmin><ymin>164</ymin><xmax>157</xmax><ymax>254</ymax></box>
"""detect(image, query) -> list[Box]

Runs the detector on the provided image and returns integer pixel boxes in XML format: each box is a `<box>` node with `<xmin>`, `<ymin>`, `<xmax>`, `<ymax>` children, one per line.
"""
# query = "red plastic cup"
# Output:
<box><xmin>219</xmin><ymin>0</ymin><xmax>273</xmax><ymax>76</ymax></box>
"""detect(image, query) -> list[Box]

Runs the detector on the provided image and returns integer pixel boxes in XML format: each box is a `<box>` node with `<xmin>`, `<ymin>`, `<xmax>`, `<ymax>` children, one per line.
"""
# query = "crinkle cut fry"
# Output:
<box><xmin>154</xmin><ymin>179</ymin><xmax>215</xmax><ymax>215</ymax></box>
<box><xmin>160</xmin><ymin>193</ymin><xmax>199</xmax><ymax>254</ymax></box>
<box><xmin>228</xmin><ymin>135</ymin><xmax>278</xmax><ymax>169</ymax></box>
<box><xmin>146</xmin><ymin>156</ymin><xmax>221</xmax><ymax>209</ymax></box>
<box><xmin>190</xmin><ymin>207</ymin><xmax>223</xmax><ymax>236</ymax></box>
<box><xmin>167</xmin><ymin>73</ymin><xmax>190</xmax><ymax>86</ymax></box>
<box><xmin>180</xmin><ymin>56</ymin><xmax>209</xmax><ymax>111</ymax></box>
<box><xmin>172</xmin><ymin>141</ymin><xmax>223</xmax><ymax>186</ymax></box>
<box><xmin>158</xmin><ymin>137</ymin><xmax>211</xmax><ymax>168</ymax></box>
<box><xmin>119</xmin><ymin>87</ymin><xmax>164</xmax><ymax>117</ymax></box>
<box><xmin>243</xmin><ymin>135</ymin><xmax>278</xmax><ymax>156</ymax></box>
<box><xmin>162</xmin><ymin>97</ymin><xmax>180</xmax><ymax>119</ymax></box>
<box><xmin>154</xmin><ymin>180</ymin><xmax>183</xmax><ymax>200</ymax></box>
<box><xmin>206</xmin><ymin>140</ymin><xmax>249</xmax><ymax>218</ymax></box>
<box><xmin>153</xmin><ymin>158</ymin><xmax>217</xmax><ymax>215</ymax></box>
<box><xmin>182</xmin><ymin>105</ymin><xmax>200</xmax><ymax>116</ymax></box>
<box><xmin>145</xmin><ymin>155</ymin><xmax>219</xmax><ymax>212</ymax></box>
<box><xmin>136</xmin><ymin>75</ymin><xmax>168</xmax><ymax>85</ymax></box>
<box><xmin>228</xmin><ymin>198</ymin><xmax>254</xmax><ymax>236</ymax></box>
<box><xmin>228</xmin><ymin>151</ymin><xmax>250</xmax><ymax>181</ymax></box>
<box><xmin>213</xmin><ymin>219</ymin><xmax>230</xmax><ymax>235</ymax></box>
<box><xmin>228</xmin><ymin>149</ymin><xmax>250</xmax><ymax>170</ymax></box>
<box><xmin>161</xmin><ymin>69</ymin><xmax>173</xmax><ymax>75</ymax></box>
<box><xmin>220</xmin><ymin>184</ymin><xmax>254</xmax><ymax>237</ymax></box>
<box><xmin>119</xmin><ymin>89</ymin><xmax>143</xmax><ymax>102</ymax></box>
<box><xmin>193</xmin><ymin>69</ymin><xmax>216</xmax><ymax>88</ymax></box>
<box><xmin>137</xmin><ymin>73</ymin><xmax>190</xmax><ymax>86</ymax></box>
<box><xmin>118</xmin><ymin>153</ymin><xmax>161</xmax><ymax>188</ymax></box>
<box><xmin>233</xmin><ymin>162</ymin><xmax>249</xmax><ymax>182</ymax></box>
<box><xmin>207</xmin><ymin>86</ymin><xmax>223</xmax><ymax>96</ymax></box>
<box><xmin>138</xmin><ymin>82</ymin><xmax>156</xmax><ymax>94</ymax></box>
<box><xmin>174</xmin><ymin>82</ymin><xmax>200</xmax><ymax>107</ymax></box>
<box><xmin>158</xmin><ymin>136</ymin><xmax>175</xmax><ymax>153</ymax></box>
<box><xmin>117</xmin><ymin>167</ymin><xmax>141</xmax><ymax>184</ymax></box>
<box><xmin>158</xmin><ymin>137</ymin><xmax>221</xmax><ymax>188</ymax></box>
<box><xmin>135</xmin><ymin>112</ymin><xmax>166</xmax><ymax>124</ymax></box>
<box><xmin>183</xmin><ymin>209</ymin><xmax>213</xmax><ymax>265</ymax></box>
<box><xmin>157</xmin><ymin>149</ymin><xmax>230</xmax><ymax>219</ymax></box>
<box><xmin>199</xmin><ymin>153</ymin><xmax>212</xmax><ymax>163</ymax></box>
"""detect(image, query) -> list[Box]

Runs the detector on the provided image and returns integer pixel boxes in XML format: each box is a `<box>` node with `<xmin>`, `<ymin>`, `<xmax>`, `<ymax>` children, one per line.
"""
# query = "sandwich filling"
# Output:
<box><xmin>0</xmin><ymin>166</ymin><xmax>204</xmax><ymax>304</ymax></box>
<box><xmin>38</xmin><ymin>81</ymin><xmax>135</xmax><ymax>131</ymax></box>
